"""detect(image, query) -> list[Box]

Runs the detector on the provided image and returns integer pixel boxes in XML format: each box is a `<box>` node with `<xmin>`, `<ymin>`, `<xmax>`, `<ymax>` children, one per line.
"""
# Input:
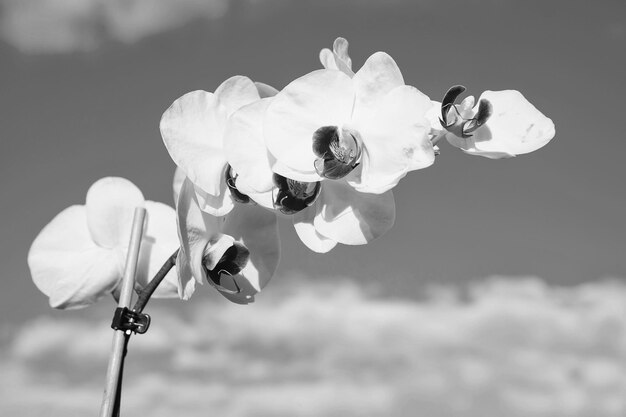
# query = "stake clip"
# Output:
<box><xmin>111</xmin><ymin>307</ymin><xmax>151</xmax><ymax>334</ymax></box>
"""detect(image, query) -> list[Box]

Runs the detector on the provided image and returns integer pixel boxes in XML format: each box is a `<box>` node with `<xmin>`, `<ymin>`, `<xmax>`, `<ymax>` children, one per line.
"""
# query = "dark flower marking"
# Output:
<box><xmin>440</xmin><ymin>85</ymin><xmax>493</xmax><ymax>138</ymax></box>
<box><xmin>224</xmin><ymin>164</ymin><xmax>251</xmax><ymax>204</ymax></box>
<box><xmin>312</xmin><ymin>126</ymin><xmax>362</xmax><ymax>179</ymax></box>
<box><xmin>203</xmin><ymin>242</ymin><xmax>250</xmax><ymax>294</ymax></box>
<box><xmin>272</xmin><ymin>173</ymin><xmax>321</xmax><ymax>215</ymax></box>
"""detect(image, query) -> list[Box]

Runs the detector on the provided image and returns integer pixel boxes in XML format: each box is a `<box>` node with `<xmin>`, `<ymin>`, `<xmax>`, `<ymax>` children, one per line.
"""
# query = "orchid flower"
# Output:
<box><xmin>255</xmin><ymin>41</ymin><xmax>431</xmax><ymax>251</ymax></box>
<box><xmin>175</xmin><ymin>176</ymin><xmax>280</xmax><ymax>304</ymax></box>
<box><xmin>160</xmin><ymin>76</ymin><xmax>278</xmax><ymax>216</ymax></box>
<box><xmin>264</xmin><ymin>50</ymin><xmax>435</xmax><ymax>194</ymax></box>
<box><xmin>223</xmin><ymin>97</ymin><xmax>319</xmax><ymax>216</ymax></box>
<box><xmin>28</xmin><ymin>177</ymin><xmax>180</xmax><ymax>309</ymax></box>
<box><xmin>223</xmin><ymin>97</ymin><xmax>395</xmax><ymax>253</ymax></box>
<box><xmin>428</xmin><ymin>85</ymin><xmax>555</xmax><ymax>158</ymax></box>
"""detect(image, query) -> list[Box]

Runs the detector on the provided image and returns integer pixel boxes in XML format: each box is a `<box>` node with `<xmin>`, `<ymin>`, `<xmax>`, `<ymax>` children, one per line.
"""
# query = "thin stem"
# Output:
<box><xmin>132</xmin><ymin>248</ymin><xmax>179</xmax><ymax>314</ymax></box>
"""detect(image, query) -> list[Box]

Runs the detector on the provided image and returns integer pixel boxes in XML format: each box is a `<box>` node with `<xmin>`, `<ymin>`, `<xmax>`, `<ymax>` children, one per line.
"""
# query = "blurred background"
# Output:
<box><xmin>0</xmin><ymin>0</ymin><xmax>625</xmax><ymax>416</ymax></box>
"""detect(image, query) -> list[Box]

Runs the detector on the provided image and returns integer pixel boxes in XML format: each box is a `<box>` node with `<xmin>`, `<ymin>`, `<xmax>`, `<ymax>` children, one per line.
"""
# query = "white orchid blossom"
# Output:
<box><xmin>175</xmin><ymin>177</ymin><xmax>280</xmax><ymax>304</ymax></box>
<box><xmin>160</xmin><ymin>76</ymin><xmax>278</xmax><ymax>216</ymax></box>
<box><xmin>264</xmin><ymin>50</ymin><xmax>435</xmax><ymax>194</ymax></box>
<box><xmin>428</xmin><ymin>85</ymin><xmax>555</xmax><ymax>159</ymax></box>
<box><xmin>28</xmin><ymin>177</ymin><xmax>180</xmax><ymax>309</ymax></box>
<box><xmin>221</xmin><ymin>96</ymin><xmax>395</xmax><ymax>252</ymax></box>
<box><xmin>223</xmin><ymin>98</ymin><xmax>318</xmax><ymax>215</ymax></box>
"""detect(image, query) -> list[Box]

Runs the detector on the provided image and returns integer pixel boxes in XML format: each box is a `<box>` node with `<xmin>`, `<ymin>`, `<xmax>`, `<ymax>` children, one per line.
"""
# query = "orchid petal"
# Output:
<box><xmin>264</xmin><ymin>69</ymin><xmax>354</xmax><ymax>179</ymax></box>
<box><xmin>85</xmin><ymin>177</ymin><xmax>145</xmax><ymax>249</ymax></box>
<box><xmin>176</xmin><ymin>178</ymin><xmax>224</xmax><ymax>290</ymax></box>
<box><xmin>319</xmin><ymin>48</ymin><xmax>335</xmax><ymax>69</ymax></box>
<box><xmin>449</xmin><ymin>90</ymin><xmax>555</xmax><ymax>158</ymax></box>
<box><xmin>224</xmin><ymin>99</ymin><xmax>275</xmax><ymax>194</ymax></box>
<box><xmin>214</xmin><ymin>76</ymin><xmax>261</xmax><ymax>118</ymax></box>
<box><xmin>333</xmin><ymin>37</ymin><xmax>352</xmax><ymax>71</ymax></box>
<box><xmin>222</xmin><ymin>203</ymin><xmax>279</xmax><ymax>297</ymax></box>
<box><xmin>351</xmin><ymin>85</ymin><xmax>435</xmax><ymax>194</ymax></box>
<box><xmin>314</xmin><ymin>180</ymin><xmax>396</xmax><ymax>245</ymax></box>
<box><xmin>254</xmin><ymin>81</ymin><xmax>279</xmax><ymax>98</ymax></box>
<box><xmin>160</xmin><ymin>90</ymin><xmax>228</xmax><ymax>196</ymax></box>
<box><xmin>249</xmin><ymin>191</ymin><xmax>276</xmax><ymax>211</ymax></box>
<box><xmin>28</xmin><ymin>206</ymin><xmax>122</xmax><ymax>309</ymax></box>
<box><xmin>319</xmin><ymin>37</ymin><xmax>354</xmax><ymax>77</ymax></box>
<box><xmin>194</xmin><ymin>180</ymin><xmax>234</xmax><ymax>217</ymax></box>
<box><xmin>293</xmin><ymin>205</ymin><xmax>337</xmax><ymax>253</ymax></box>
<box><xmin>175</xmin><ymin>249</ymin><xmax>197</xmax><ymax>301</ymax></box>
<box><xmin>426</xmin><ymin>100</ymin><xmax>445</xmax><ymax>132</ymax></box>
<box><xmin>352</xmin><ymin>52</ymin><xmax>404</xmax><ymax>121</ymax></box>
<box><xmin>135</xmin><ymin>201</ymin><xmax>181</xmax><ymax>299</ymax></box>
<box><xmin>271</xmin><ymin>159</ymin><xmax>323</xmax><ymax>183</ymax></box>
<box><xmin>234</xmin><ymin>176</ymin><xmax>276</xmax><ymax>210</ymax></box>
<box><xmin>172</xmin><ymin>166</ymin><xmax>186</xmax><ymax>205</ymax></box>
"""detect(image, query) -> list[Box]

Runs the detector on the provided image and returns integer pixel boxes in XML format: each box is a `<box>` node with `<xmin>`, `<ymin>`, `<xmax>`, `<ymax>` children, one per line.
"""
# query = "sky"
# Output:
<box><xmin>0</xmin><ymin>0</ymin><xmax>625</xmax><ymax>416</ymax></box>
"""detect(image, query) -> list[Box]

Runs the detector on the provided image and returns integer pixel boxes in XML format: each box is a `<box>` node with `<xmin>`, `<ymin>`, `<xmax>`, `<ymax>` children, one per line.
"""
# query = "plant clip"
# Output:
<box><xmin>111</xmin><ymin>307</ymin><xmax>151</xmax><ymax>334</ymax></box>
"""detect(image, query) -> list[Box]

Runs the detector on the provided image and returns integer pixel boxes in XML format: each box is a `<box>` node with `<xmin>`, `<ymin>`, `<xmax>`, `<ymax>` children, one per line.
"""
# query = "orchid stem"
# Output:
<box><xmin>132</xmin><ymin>248</ymin><xmax>179</xmax><ymax>314</ymax></box>
<box><xmin>109</xmin><ymin>248</ymin><xmax>179</xmax><ymax>417</ymax></box>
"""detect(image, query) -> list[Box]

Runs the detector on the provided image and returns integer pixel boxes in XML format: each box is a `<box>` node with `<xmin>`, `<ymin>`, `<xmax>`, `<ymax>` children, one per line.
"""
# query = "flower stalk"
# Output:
<box><xmin>133</xmin><ymin>248</ymin><xmax>179</xmax><ymax>314</ymax></box>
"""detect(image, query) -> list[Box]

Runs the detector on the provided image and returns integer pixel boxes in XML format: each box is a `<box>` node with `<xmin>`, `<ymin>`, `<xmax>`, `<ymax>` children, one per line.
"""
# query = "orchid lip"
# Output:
<box><xmin>312</xmin><ymin>126</ymin><xmax>362</xmax><ymax>180</ymax></box>
<box><xmin>440</xmin><ymin>85</ymin><xmax>466</xmax><ymax>126</ymax></box>
<box><xmin>272</xmin><ymin>173</ymin><xmax>321</xmax><ymax>215</ymax></box>
<box><xmin>462</xmin><ymin>98</ymin><xmax>492</xmax><ymax>136</ymax></box>
<box><xmin>439</xmin><ymin>85</ymin><xmax>493</xmax><ymax>138</ymax></box>
<box><xmin>203</xmin><ymin>242</ymin><xmax>250</xmax><ymax>294</ymax></box>
<box><xmin>224</xmin><ymin>164</ymin><xmax>251</xmax><ymax>204</ymax></box>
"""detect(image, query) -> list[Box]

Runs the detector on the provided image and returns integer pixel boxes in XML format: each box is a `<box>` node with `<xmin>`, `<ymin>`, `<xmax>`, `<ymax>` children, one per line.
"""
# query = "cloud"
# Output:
<box><xmin>1</xmin><ymin>277</ymin><xmax>625</xmax><ymax>416</ymax></box>
<box><xmin>0</xmin><ymin>0</ymin><xmax>437</xmax><ymax>54</ymax></box>
<box><xmin>0</xmin><ymin>0</ymin><xmax>229</xmax><ymax>54</ymax></box>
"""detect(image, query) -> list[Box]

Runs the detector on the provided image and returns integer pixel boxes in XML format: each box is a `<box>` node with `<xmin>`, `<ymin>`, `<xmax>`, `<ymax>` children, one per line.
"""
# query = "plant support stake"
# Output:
<box><xmin>99</xmin><ymin>207</ymin><xmax>146</xmax><ymax>417</ymax></box>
